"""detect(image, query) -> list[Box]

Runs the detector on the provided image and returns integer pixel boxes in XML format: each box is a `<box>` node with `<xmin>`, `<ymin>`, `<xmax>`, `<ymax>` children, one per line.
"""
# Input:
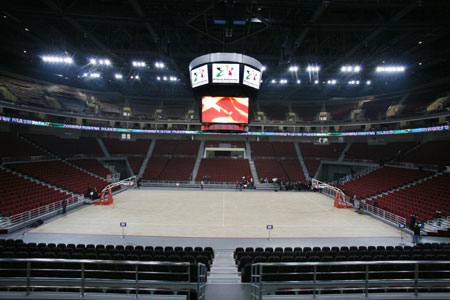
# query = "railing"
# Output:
<box><xmin>363</xmin><ymin>203</ymin><xmax>406</xmax><ymax>226</ymax></box>
<box><xmin>338</xmin><ymin>166</ymin><xmax>378</xmax><ymax>185</ymax></box>
<box><xmin>250</xmin><ymin>260</ymin><xmax>450</xmax><ymax>299</ymax></box>
<box><xmin>0</xmin><ymin>195</ymin><xmax>80</xmax><ymax>230</ymax></box>
<box><xmin>0</xmin><ymin>258</ymin><xmax>206</xmax><ymax>299</ymax></box>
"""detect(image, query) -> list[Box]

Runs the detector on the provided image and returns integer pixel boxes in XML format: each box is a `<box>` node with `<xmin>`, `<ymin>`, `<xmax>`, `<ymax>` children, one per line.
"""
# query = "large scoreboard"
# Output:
<box><xmin>189</xmin><ymin>53</ymin><xmax>263</xmax><ymax>131</ymax></box>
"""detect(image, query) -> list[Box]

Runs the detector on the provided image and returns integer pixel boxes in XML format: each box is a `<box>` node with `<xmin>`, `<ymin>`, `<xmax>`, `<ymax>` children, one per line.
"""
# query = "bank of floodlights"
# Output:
<box><xmin>132</xmin><ymin>61</ymin><xmax>146</xmax><ymax>67</ymax></box>
<box><xmin>42</xmin><ymin>55</ymin><xmax>73</xmax><ymax>64</ymax></box>
<box><xmin>376</xmin><ymin>66</ymin><xmax>405</xmax><ymax>73</ymax></box>
<box><xmin>154</xmin><ymin>62</ymin><xmax>165</xmax><ymax>68</ymax></box>
<box><xmin>90</xmin><ymin>58</ymin><xmax>111</xmax><ymax>66</ymax></box>
<box><xmin>341</xmin><ymin>65</ymin><xmax>361</xmax><ymax>73</ymax></box>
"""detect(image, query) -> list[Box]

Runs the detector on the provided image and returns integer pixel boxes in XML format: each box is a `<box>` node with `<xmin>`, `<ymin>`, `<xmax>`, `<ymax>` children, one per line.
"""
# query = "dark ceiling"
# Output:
<box><xmin>0</xmin><ymin>0</ymin><xmax>449</xmax><ymax>100</ymax></box>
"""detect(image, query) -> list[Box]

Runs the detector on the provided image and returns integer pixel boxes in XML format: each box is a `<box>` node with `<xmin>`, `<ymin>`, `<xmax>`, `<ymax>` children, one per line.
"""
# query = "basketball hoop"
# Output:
<box><xmin>94</xmin><ymin>176</ymin><xmax>136</xmax><ymax>205</ymax></box>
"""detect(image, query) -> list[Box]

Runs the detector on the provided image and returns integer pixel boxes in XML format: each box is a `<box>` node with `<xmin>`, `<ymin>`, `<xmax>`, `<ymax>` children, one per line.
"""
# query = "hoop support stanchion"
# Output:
<box><xmin>312</xmin><ymin>178</ymin><xmax>352</xmax><ymax>209</ymax></box>
<box><xmin>94</xmin><ymin>176</ymin><xmax>136</xmax><ymax>205</ymax></box>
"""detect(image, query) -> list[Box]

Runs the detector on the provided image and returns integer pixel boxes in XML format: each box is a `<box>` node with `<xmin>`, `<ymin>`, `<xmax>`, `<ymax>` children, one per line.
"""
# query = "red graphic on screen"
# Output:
<box><xmin>202</xmin><ymin>96</ymin><xmax>249</xmax><ymax>124</ymax></box>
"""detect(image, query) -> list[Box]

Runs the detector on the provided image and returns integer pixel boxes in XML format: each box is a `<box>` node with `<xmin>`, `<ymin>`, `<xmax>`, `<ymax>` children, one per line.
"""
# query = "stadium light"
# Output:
<box><xmin>132</xmin><ymin>61</ymin><xmax>146</xmax><ymax>67</ymax></box>
<box><xmin>375</xmin><ymin>65</ymin><xmax>405</xmax><ymax>73</ymax></box>
<box><xmin>135</xmin><ymin>75</ymin><xmax>140</xmax><ymax>80</ymax></box>
<box><xmin>157</xmin><ymin>76</ymin><xmax>161</xmax><ymax>81</ymax></box>
<box><xmin>154</xmin><ymin>62</ymin><xmax>165</xmax><ymax>68</ymax></box>
<box><xmin>90</xmin><ymin>58</ymin><xmax>111</xmax><ymax>66</ymax></box>
<box><xmin>289</xmin><ymin>66</ymin><xmax>299</xmax><ymax>72</ymax></box>
<box><xmin>163</xmin><ymin>76</ymin><xmax>167</xmax><ymax>81</ymax></box>
<box><xmin>348</xmin><ymin>80</ymin><xmax>360</xmax><ymax>85</ymax></box>
<box><xmin>297</xmin><ymin>80</ymin><xmax>301</xmax><ymax>84</ymax></box>
<box><xmin>42</xmin><ymin>55</ymin><xmax>73</xmax><ymax>64</ymax></box>
<box><xmin>314</xmin><ymin>79</ymin><xmax>319</xmax><ymax>84</ymax></box>
<box><xmin>341</xmin><ymin>65</ymin><xmax>361</xmax><ymax>73</ymax></box>
<box><xmin>306</xmin><ymin>65</ymin><xmax>320</xmax><ymax>72</ymax></box>
<box><xmin>366</xmin><ymin>80</ymin><xmax>371</xmax><ymax>85</ymax></box>
<box><xmin>261</xmin><ymin>66</ymin><xmax>266</xmax><ymax>71</ymax></box>
<box><xmin>89</xmin><ymin>73</ymin><xmax>101</xmax><ymax>78</ymax></box>
<box><xmin>327</xmin><ymin>79</ymin><xmax>337</xmax><ymax>85</ymax></box>
<box><xmin>271</xmin><ymin>79</ymin><xmax>277</xmax><ymax>84</ymax></box>
<box><xmin>114</xmin><ymin>73</ymin><xmax>123</xmax><ymax>79</ymax></box>
<box><xmin>280</xmin><ymin>79</ymin><xmax>288</xmax><ymax>84</ymax></box>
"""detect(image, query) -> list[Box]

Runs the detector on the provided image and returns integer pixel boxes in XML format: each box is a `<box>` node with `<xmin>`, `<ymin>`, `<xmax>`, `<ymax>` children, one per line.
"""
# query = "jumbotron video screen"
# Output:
<box><xmin>201</xmin><ymin>96</ymin><xmax>249</xmax><ymax>124</ymax></box>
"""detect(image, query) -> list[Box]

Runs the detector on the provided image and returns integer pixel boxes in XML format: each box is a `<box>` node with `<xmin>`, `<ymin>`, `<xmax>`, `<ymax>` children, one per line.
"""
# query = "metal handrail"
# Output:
<box><xmin>0</xmin><ymin>195</ymin><xmax>80</xmax><ymax>229</ymax></box>
<box><xmin>363</xmin><ymin>203</ymin><xmax>406</xmax><ymax>226</ymax></box>
<box><xmin>0</xmin><ymin>258</ymin><xmax>206</xmax><ymax>298</ymax></box>
<box><xmin>250</xmin><ymin>260</ymin><xmax>450</xmax><ymax>300</ymax></box>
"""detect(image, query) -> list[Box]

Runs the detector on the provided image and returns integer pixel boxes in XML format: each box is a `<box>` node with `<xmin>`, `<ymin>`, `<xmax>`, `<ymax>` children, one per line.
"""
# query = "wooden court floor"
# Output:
<box><xmin>29</xmin><ymin>189</ymin><xmax>401</xmax><ymax>238</ymax></box>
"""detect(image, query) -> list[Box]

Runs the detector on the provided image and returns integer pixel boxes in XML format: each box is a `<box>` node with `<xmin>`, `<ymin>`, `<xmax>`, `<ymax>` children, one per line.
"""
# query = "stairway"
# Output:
<box><xmin>190</xmin><ymin>140</ymin><xmax>205</xmax><ymax>183</ymax></box>
<box><xmin>138</xmin><ymin>139</ymin><xmax>156</xmax><ymax>178</ymax></box>
<box><xmin>206</xmin><ymin>249</ymin><xmax>249</xmax><ymax>300</ymax></box>
<box><xmin>96</xmin><ymin>137</ymin><xmax>111</xmax><ymax>158</ymax></box>
<box><xmin>246</xmin><ymin>141</ymin><xmax>260</xmax><ymax>184</ymax></box>
<box><xmin>339</xmin><ymin>142</ymin><xmax>351</xmax><ymax>161</ymax></box>
<box><xmin>294</xmin><ymin>142</ymin><xmax>311</xmax><ymax>181</ymax></box>
<box><xmin>423</xmin><ymin>217</ymin><xmax>450</xmax><ymax>236</ymax></box>
<box><xmin>208</xmin><ymin>249</ymin><xmax>240</xmax><ymax>284</ymax></box>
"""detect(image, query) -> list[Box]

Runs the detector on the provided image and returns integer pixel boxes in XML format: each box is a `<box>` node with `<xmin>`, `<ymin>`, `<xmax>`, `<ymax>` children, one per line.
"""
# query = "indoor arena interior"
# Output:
<box><xmin>0</xmin><ymin>1</ymin><xmax>450</xmax><ymax>299</ymax></box>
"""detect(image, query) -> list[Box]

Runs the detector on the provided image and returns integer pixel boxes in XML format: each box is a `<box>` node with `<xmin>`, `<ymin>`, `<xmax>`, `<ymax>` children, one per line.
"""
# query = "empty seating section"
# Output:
<box><xmin>400</xmin><ymin>90</ymin><xmax>437</xmax><ymax>116</ymax></box>
<box><xmin>251</xmin><ymin>142</ymin><xmax>304</xmax><ymax>182</ymax></box>
<box><xmin>69</xmin><ymin>159</ymin><xmax>112</xmax><ymax>178</ymax></box>
<box><xmin>0</xmin><ymin>132</ymin><xmax>48</xmax><ymax>160</ymax></box>
<box><xmin>151</xmin><ymin>140</ymin><xmax>200</xmax><ymax>156</ymax></box>
<box><xmin>102</xmin><ymin>138</ymin><xmax>151</xmax><ymax>175</ymax></box>
<box><xmin>102</xmin><ymin>138</ymin><xmax>150</xmax><ymax>155</ymax></box>
<box><xmin>299</xmin><ymin>142</ymin><xmax>346</xmax><ymax>160</ymax></box>
<box><xmin>260</xmin><ymin>104</ymin><xmax>287</xmax><ymax>121</ymax></box>
<box><xmin>362</xmin><ymin>97</ymin><xmax>397</xmax><ymax>120</ymax></box>
<box><xmin>234</xmin><ymin>244</ymin><xmax>450</xmax><ymax>283</ymax></box>
<box><xmin>254</xmin><ymin>159</ymin><xmax>286</xmax><ymax>180</ymax></box>
<box><xmin>400</xmin><ymin>140</ymin><xmax>450</xmax><ymax>167</ymax></box>
<box><xmin>327</xmin><ymin>102</ymin><xmax>357</xmax><ymax>121</ymax></box>
<box><xmin>371</xmin><ymin>173</ymin><xmax>450</xmax><ymax>223</ymax></box>
<box><xmin>46</xmin><ymin>85</ymin><xmax>87</xmax><ymax>113</ymax></box>
<box><xmin>344</xmin><ymin>142</ymin><xmax>415</xmax><ymax>162</ymax></box>
<box><xmin>250</xmin><ymin>142</ymin><xmax>297</xmax><ymax>158</ymax></box>
<box><xmin>196</xmin><ymin>158</ymin><xmax>251</xmax><ymax>182</ymax></box>
<box><xmin>142</xmin><ymin>157</ymin><xmax>169</xmax><ymax>180</ymax></box>
<box><xmin>205</xmin><ymin>141</ymin><xmax>246</xmax><ymax>148</ymax></box>
<box><xmin>163</xmin><ymin>101</ymin><xmax>189</xmax><ymax>119</ymax></box>
<box><xmin>9</xmin><ymin>161</ymin><xmax>111</xmax><ymax>195</ymax></box>
<box><xmin>250</xmin><ymin>142</ymin><xmax>275</xmax><ymax>157</ymax></box>
<box><xmin>341</xmin><ymin>166</ymin><xmax>433</xmax><ymax>199</ymax></box>
<box><xmin>24</xmin><ymin>134</ymin><xmax>103</xmax><ymax>158</ymax></box>
<box><xmin>279</xmin><ymin>159</ymin><xmax>306</xmax><ymax>181</ymax></box>
<box><xmin>0</xmin><ymin>240</ymin><xmax>214</xmax><ymax>288</ymax></box>
<box><xmin>127</xmin><ymin>156</ymin><xmax>144</xmax><ymax>175</ymax></box>
<box><xmin>152</xmin><ymin>140</ymin><xmax>178</xmax><ymax>156</ymax></box>
<box><xmin>130</xmin><ymin>100</ymin><xmax>159</xmax><ymax>119</ymax></box>
<box><xmin>305</xmin><ymin>159</ymin><xmax>320</xmax><ymax>177</ymax></box>
<box><xmin>92</xmin><ymin>94</ymin><xmax>123</xmax><ymax>116</ymax></box>
<box><xmin>0</xmin><ymin>169</ymin><xmax>71</xmax><ymax>217</ymax></box>
<box><xmin>0</xmin><ymin>74</ymin><xmax>46</xmax><ymax>107</ymax></box>
<box><xmin>158</xmin><ymin>158</ymin><xmax>196</xmax><ymax>181</ymax></box>
<box><xmin>142</xmin><ymin>140</ymin><xmax>199</xmax><ymax>181</ymax></box>
<box><xmin>292</xmin><ymin>104</ymin><xmax>321</xmax><ymax>121</ymax></box>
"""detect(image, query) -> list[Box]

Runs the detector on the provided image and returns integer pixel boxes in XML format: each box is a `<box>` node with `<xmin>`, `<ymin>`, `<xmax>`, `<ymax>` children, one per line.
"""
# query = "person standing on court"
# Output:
<box><xmin>61</xmin><ymin>199</ymin><xmax>67</xmax><ymax>215</ymax></box>
<box><xmin>412</xmin><ymin>222</ymin><xmax>421</xmax><ymax>245</ymax></box>
<box><xmin>200</xmin><ymin>180</ymin><xmax>204</xmax><ymax>190</ymax></box>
